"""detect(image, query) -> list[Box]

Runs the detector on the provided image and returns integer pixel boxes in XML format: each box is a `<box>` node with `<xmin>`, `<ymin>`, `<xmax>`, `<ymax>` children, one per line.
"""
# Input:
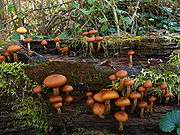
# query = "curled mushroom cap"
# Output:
<box><xmin>138</xmin><ymin>86</ymin><xmax>146</xmax><ymax>93</ymax></box>
<box><xmin>138</xmin><ymin>101</ymin><xmax>148</xmax><ymax>108</ymax></box>
<box><xmin>88</xmin><ymin>29</ymin><xmax>98</xmax><ymax>35</ymax></box>
<box><xmin>124</xmin><ymin>79</ymin><xmax>135</xmax><ymax>86</ymax></box>
<box><xmin>130</xmin><ymin>92</ymin><xmax>141</xmax><ymax>99</ymax></box>
<box><xmin>116</xmin><ymin>70</ymin><xmax>128</xmax><ymax>79</ymax></box>
<box><xmin>109</xmin><ymin>74</ymin><xmax>117</xmax><ymax>81</ymax></box>
<box><xmin>92</xmin><ymin>103</ymin><xmax>105</xmax><ymax>117</ymax></box>
<box><xmin>53</xmin><ymin>37</ymin><xmax>61</xmax><ymax>43</ymax></box>
<box><xmin>128</xmin><ymin>50</ymin><xmax>135</xmax><ymax>56</ymax></box>
<box><xmin>143</xmin><ymin>80</ymin><xmax>153</xmax><ymax>88</ymax></box>
<box><xmin>101</xmin><ymin>90</ymin><xmax>119</xmax><ymax>101</ymax></box>
<box><xmin>86</xmin><ymin>91</ymin><xmax>93</xmax><ymax>97</ymax></box>
<box><xmin>7</xmin><ymin>45</ymin><xmax>21</xmax><ymax>53</ymax></box>
<box><xmin>16</xmin><ymin>27</ymin><xmax>27</xmax><ymax>34</ymax></box>
<box><xmin>160</xmin><ymin>82</ymin><xmax>168</xmax><ymax>90</ymax></box>
<box><xmin>115</xmin><ymin>98</ymin><xmax>130</xmax><ymax>107</ymax></box>
<box><xmin>62</xmin><ymin>85</ymin><xmax>73</xmax><ymax>93</ymax></box>
<box><xmin>64</xmin><ymin>96</ymin><xmax>74</xmax><ymax>103</ymax></box>
<box><xmin>114</xmin><ymin>111</ymin><xmax>128</xmax><ymax>122</ymax></box>
<box><xmin>95</xmin><ymin>36</ymin><xmax>103</xmax><ymax>42</ymax></box>
<box><xmin>49</xmin><ymin>95</ymin><xmax>63</xmax><ymax>103</ymax></box>
<box><xmin>23</xmin><ymin>38</ymin><xmax>33</xmax><ymax>43</ymax></box>
<box><xmin>52</xmin><ymin>102</ymin><xmax>63</xmax><ymax>108</ymax></box>
<box><xmin>44</xmin><ymin>74</ymin><xmax>67</xmax><ymax>88</ymax></box>
<box><xmin>148</xmin><ymin>96</ymin><xmax>157</xmax><ymax>102</ymax></box>
<box><xmin>41</xmin><ymin>40</ymin><xmax>48</xmax><ymax>46</ymax></box>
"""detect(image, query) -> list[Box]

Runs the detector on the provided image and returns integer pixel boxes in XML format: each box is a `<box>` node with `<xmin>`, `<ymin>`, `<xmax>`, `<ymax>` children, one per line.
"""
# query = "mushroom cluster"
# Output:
<box><xmin>32</xmin><ymin>74</ymin><xmax>74</xmax><ymax>114</ymax></box>
<box><xmin>82</xmin><ymin>29</ymin><xmax>104</xmax><ymax>56</ymax></box>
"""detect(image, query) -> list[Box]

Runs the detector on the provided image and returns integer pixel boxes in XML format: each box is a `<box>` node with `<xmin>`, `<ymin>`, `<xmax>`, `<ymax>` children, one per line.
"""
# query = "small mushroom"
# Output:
<box><xmin>116</xmin><ymin>70</ymin><xmax>128</xmax><ymax>91</ymax></box>
<box><xmin>148</xmin><ymin>96</ymin><xmax>157</xmax><ymax>113</ymax></box>
<box><xmin>7</xmin><ymin>44</ymin><xmax>21</xmax><ymax>61</ymax></box>
<box><xmin>49</xmin><ymin>95</ymin><xmax>63</xmax><ymax>103</ymax></box>
<box><xmin>64</xmin><ymin>95</ymin><xmax>74</xmax><ymax>104</ymax></box>
<box><xmin>32</xmin><ymin>85</ymin><xmax>42</xmax><ymax>95</ymax></box>
<box><xmin>101</xmin><ymin>89</ymin><xmax>119</xmax><ymax>114</ymax></box>
<box><xmin>86</xmin><ymin>37</ymin><xmax>96</xmax><ymax>55</ymax></box>
<box><xmin>138</xmin><ymin>86</ymin><xmax>146</xmax><ymax>100</ymax></box>
<box><xmin>53</xmin><ymin>37</ymin><xmax>61</xmax><ymax>49</ymax></box>
<box><xmin>164</xmin><ymin>92</ymin><xmax>173</xmax><ymax>104</ymax></box>
<box><xmin>114</xmin><ymin>111</ymin><xmax>128</xmax><ymax>131</ymax></box>
<box><xmin>143</xmin><ymin>80</ymin><xmax>153</xmax><ymax>96</ymax></box>
<box><xmin>127</xmin><ymin>50</ymin><xmax>135</xmax><ymax>67</ymax></box>
<box><xmin>95</xmin><ymin>36</ymin><xmax>104</xmax><ymax>52</ymax></box>
<box><xmin>160</xmin><ymin>82</ymin><xmax>168</xmax><ymax>96</ymax></box>
<box><xmin>88</xmin><ymin>29</ymin><xmax>98</xmax><ymax>37</ymax></box>
<box><xmin>86</xmin><ymin>97</ymin><xmax>95</xmax><ymax>108</ymax></box>
<box><xmin>130</xmin><ymin>92</ymin><xmax>141</xmax><ymax>113</ymax></box>
<box><xmin>16</xmin><ymin>27</ymin><xmax>27</xmax><ymax>40</ymax></box>
<box><xmin>43</xmin><ymin>74</ymin><xmax>67</xmax><ymax>95</ymax></box>
<box><xmin>82</xmin><ymin>32</ymin><xmax>89</xmax><ymax>36</ymax></box>
<box><xmin>93</xmin><ymin>91</ymin><xmax>105</xmax><ymax>103</ymax></box>
<box><xmin>115</xmin><ymin>97</ymin><xmax>130</xmax><ymax>111</ymax></box>
<box><xmin>62</xmin><ymin>85</ymin><xmax>74</xmax><ymax>95</ymax></box>
<box><xmin>86</xmin><ymin>91</ymin><xmax>93</xmax><ymax>97</ymax></box>
<box><xmin>138</xmin><ymin>101</ymin><xmax>148</xmax><ymax>118</ymax></box>
<box><xmin>59</xmin><ymin>47</ymin><xmax>69</xmax><ymax>56</ymax></box>
<box><xmin>23</xmin><ymin>38</ymin><xmax>33</xmax><ymax>51</ymax></box>
<box><xmin>92</xmin><ymin>103</ymin><xmax>105</xmax><ymax>118</ymax></box>
<box><xmin>0</xmin><ymin>55</ymin><xmax>5</xmax><ymax>63</ymax></box>
<box><xmin>52</xmin><ymin>102</ymin><xmax>63</xmax><ymax>113</ymax></box>
<box><xmin>3</xmin><ymin>51</ymin><xmax>11</xmax><ymax>62</ymax></box>
<box><xmin>41</xmin><ymin>40</ymin><xmax>48</xmax><ymax>50</ymax></box>
<box><xmin>124</xmin><ymin>79</ymin><xmax>135</xmax><ymax>97</ymax></box>
<box><xmin>108</xmin><ymin>74</ymin><xmax>117</xmax><ymax>89</ymax></box>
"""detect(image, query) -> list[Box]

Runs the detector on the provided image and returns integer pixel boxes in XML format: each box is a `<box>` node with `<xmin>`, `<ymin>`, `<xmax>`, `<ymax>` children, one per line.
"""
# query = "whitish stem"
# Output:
<box><xmin>56</xmin><ymin>42</ymin><xmax>60</xmax><ymax>48</ymax></box>
<box><xmin>97</xmin><ymin>42</ymin><xmax>101</xmax><ymax>52</ymax></box>
<box><xmin>57</xmin><ymin>108</ymin><xmax>61</xmax><ymax>114</ymax></box>
<box><xmin>99</xmin><ymin>115</ymin><xmax>105</xmax><ymax>119</ymax></box>
<box><xmin>119</xmin><ymin>122</ymin><xmax>124</xmax><ymax>131</ymax></box>
<box><xmin>140</xmin><ymin>108</ymin><xmax>144</xmax><ymax>118</ymax></box>
<box><xmin>126</xmin><ymin>86</ymin><xmax>131</xmax><ymax>97</ymax></box>
<box><xmin>129</xmin><ymin>55</ymin><xmax>133</xmax><ymax>67</ymax></box>
<box><xmin>150</xmin><ymin>102</ymin><xmax>153</xmax><ymax>113</ymax></box>
<box><xmin>131</xmin><ymin>99</ymin><xmax>137</xmax><ymax>113</ymax></box>
<box><xmin>20</xmin><ymin>34</ymin><xmax>24</xmax><ymax>40</ymax></box>
<box><xmin>44</xmin><ymin>46</ymin><xmax>47</xmax><ymax>50</ymax></box>
<box><xmin>27</xmin><ymin>43</ymin><xmax>31</xmax><ymax>50</ymax></box>
<box><xmin>165</xmin><ymin>97</ymin><xmax>170</xmax><ymax>104</ymax></box>
<box><xmin>105</xmin><ymin>100</ymin><xmax>111</xmax><ymax>114</ymax></box>
<box><xmin>141</xmin><ymin>92</ymin><xmax>144</xmax><ymax>100</ymax></box>
<box><xmin>112</xmin><ymin>81</ymin><xmax>115</xmax><ymax>89</ymax></box>
<box><xmin>53</xmin><ymin>88</ymin><xmax>59</xmax><ymax>95</ymax></box>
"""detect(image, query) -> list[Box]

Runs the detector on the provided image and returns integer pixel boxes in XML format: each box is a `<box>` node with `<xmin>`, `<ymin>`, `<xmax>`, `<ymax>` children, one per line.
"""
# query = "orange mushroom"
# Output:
<box><xmin>3</xmin><ymin>51</ymin><xmax>11</xmax><ymax>62</ymax></box>
<box><xmin>52</xmin><ymin>102</ymin><xmax>63</xmax><ymax>113</ymax></box>
<box><xmin>138</xmin><ymin>86</ymin><xmax>146</xmax><ymax>100</ymax></box>
<box><xmin>138</xmin><ymin>101</ymin><xmax>148</xmax><ymax>118</ymax></box>
<box><xmin>92</xmin><ymin>103</ymin><xmax>105</xmax><ymax>118</ymax></box>
<box><xmin>164</xmin><ymin>92</ymin><xmax>173</xmax><ymax>103</ymax></box>
<box><xmin>108</xmin><ymin>74</ymin><xmax>117</xmax><ymax>89</ymax></box>
<box><xmin>53</xmin><ymin>37</ymin><xmax>61</xmax><ymax>49</ymax></box>
<box><xmin>115</xmin><ymin>70</ymin><xmax>128</xmax><ymax>91</ymax></box>
<box><xmin>124</xmin><ymin>79</ymin><xmax>135</xmax><ymax>97</ymax></box>
<box><xmin>7</xmin><ymin>44</ymin><xmax>21</xmax><ymax>61</ymax></box>
<box><xmin>62</xmin><ymin>85</ymin><xmax>74</xmax><ymax>95</ymax></box>
<box><xmin>64</xmin><ymin>95</ymin><xmax>74</xmax><ymax>104</ymax></box>
<box><xmin>86</xmin><ymin>97</ymin><xmax>95</xmax><ymax>108</ymax></box>
<box><xmin>130</xmin><ymin>92</ymin><xmax>141</xmax><ymax>113</ymax></box>
<box><xmin>86</xmin><ymin>91</ymin><xmax>93</xmax><ymax>97</ymax></box>
<box><xmin>0</xmin><ymin>55</ymin><xmax>5</xmax><ymax>63</ymax></box>
<box><xmin>114</xmin><ymin>111</ymin><xmax>128</xmax><ymax>131</ymax></box>
<box><xmin>128</xmin><ymin>50</ymin><xmax>135</xmax><ymax>67</ymax></box>
<box><xmin>148</xmin><ymin>96</ymin><xmax>157</xmax><ymax>113</ymax></box>
<box><xmin>16</xmin><ymin>27</ymin><xmax>27</xmax><ymax>40</ymax></box>
<box><xmin>41</xmin><ymin>40</ymin><xmax>48</xmax><ymax>50</ymax></box>
<box><xmin>32</xmin><ymin>85</ymin><xmax>42</xmax><ymax>95</ymax></box>
<box><xmin>95</xmin><ymin>36</ymin><xmax>104</xmax><ymax>52</ymax></box>
<box><xmin>23</xmin><ymin>38</ymin><xmax>33</xmax><ymax>51</ymax></box>
<box><xmin>49</xmin><ymin>95</ymin><xmax>63</xmax><ymax>103</ymax></box>
<box><xmin>115</xmin><ymin>97</ymin><xmax>130</xmax><ymax>111</ymax></box>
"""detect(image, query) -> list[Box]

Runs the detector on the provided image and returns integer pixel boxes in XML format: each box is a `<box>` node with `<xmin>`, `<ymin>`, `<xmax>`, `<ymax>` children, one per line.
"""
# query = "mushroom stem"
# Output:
<box><xmin>118</xmin><ymin>79</ymin><xmax>124</xmax><ymax>92</ymax></box>
<box><xmin>43</xmin><ymin>46</ymin><xmax>47</xmax><ymax>50</ymax></box>
<box><xmin>57</xmin><ymin>108</ymin><xmax>62</xmax><ymax>114</ymax></box>
<box><xmin>112</xmin><ymin>81</ymin><xmax>115</xmax><ymax>89</ymax></box>
<box><xmin>27</xmin><ymin>43</ymin><xmax>31</xmax><ymax>50</ymax></box>
<box><xmin>20</xmin><ymin>34</ymin><xmax>24</xmax><ymax>40</ymax></box>
<box><xmin>126</xmin><ymin>86</ymin><xmax>131</xmax><ymax>97</ymax></box>
<box><xmin>121</xmin><ymin>106</ymin><xmax>125</xmax><ymax>111</ymax></box>
<box><xmin>104</xmin><ymin>100</ymin><xmax>111</xmax><ymax>114</ymax></box>
<box><xmin>165</xmin><ymin>97</ymin><xmax>170</xmax><ymax>104</ymax></box>
<box><xmin>89</xmin><ymin>42</ymin><xmax>94</xmax><ymax>55</ymax></box>
<box><xmin>141</xmin><ymin>92</ymin><xmax>144</xmax><ymax>100</ymax></box>
<box><xmin>131</xmin><ymin>99</ymin><xmax>137</xmax><ymax>113</ymax></box>
<box><xmin>56</xmin><ymin>42</ymin><xmax>60</xmax><ymax>49</ymax></box>
<box><xmin>119</xmin><ymin>122</ymin><xmax>124</xmax><ymax>131</ymax></box>
<box><xmin>13</xmin><ymin>53</ymin><xmax>18</xmax><ymax>61</ymax></box>
<box><xmin>99</xmin><ymin>115</ymin><xmax>105</xmax><ymax>119</ymax></box>
<box><xmin>140</xmin><ymin>108</ymin><xmax>145</xmax><ymax>118</ymax></box>
<box><xmin>150</xmin><ymin>102</ymin><xmax>154</xmax><ymax>113</ymax></box>
<box><xmin>53</xmin><ymin>88</ymin><xmax>59</xmax><ymax>95</ymax></box>
<box><xmin>97</xmin><ymin>42</ymin><xmax>101</xmax><ymax>52</ymax></box>
<box><xmin>129</xmin><ymin>55</ymin><xmax>133</xmax><ymax>67</ymax></box>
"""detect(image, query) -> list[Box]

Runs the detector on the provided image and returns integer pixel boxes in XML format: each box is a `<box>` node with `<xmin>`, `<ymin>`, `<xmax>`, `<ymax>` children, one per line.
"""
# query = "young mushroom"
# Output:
<box><xmin>16</xmin><ymin>27</ymin><xmax>27</xmax><ymax>40</ymax></box>
<box><xmin>108</xmin><ymin>74</ymin><xmax>117</xmax><ymax>89</ymax></box>
<box><xmin>0</xmin><ymin>55</ymin><xmax>5</xmax><ymax>63</ymax></box>
<box><xmin>95</xmin><ymin>36</ymin><xmax>104</xmax><ymax>52</ymax></box>
<box><xmin>138</xmin><ymin>101</ymin><xmax>148</xmax><ymax>118</ymax></box>
<box><xmin>92</xmin><ymin>103</ymin><xmax>105</xmax><ymax>118</ymax></box>
<box><xmin>130</xmin><ymin>92</ymin><xmax>141</xmax><ymax>113</ymax></box>
<box><xmin>124</xmin><ymin>79</ymin><xmax>135</xmax><ymax>97</ymax></box>
<box><xmin>138</xmin><ymin>86</ymin><xmax>146</xmax><ymax>100</ymax></box>
<box><xmin>53</xmin><ymin>37</ymin><xmax>61</xmax><ymax>49</ymax></box>
<box><xmin>43</xmin><ymin>74</ymin><xmax>67</xmax><ymax>95</ymax></box>
<box><xmin>160</xmin><ymin>82</ymin><xmax>168</xmax><ymax>96</ymax></box>
<box><xmin>32</xmin><ymin>85</ymin><xmax>42</xmax><ymax>95</ymax></box>
<box><xmin>3</xmin><ymin>51</ymin><xmax>11</xmax><ymax>62</ymax></box>
<box><xmin>86</xmin><ymin>37</ymin><xmax>96</xmax><ymax>55</ymax></box>
<box><xmin>62</xmin><ymin>85</ymin><xmax>74</xmax><ymax>95</ymax></box>
<box><xmin>86</xmin><ymin>97</ymin><xmax>95</xmax><ymax>108</ymax></box>
<box><xmin>23</xmin><ymin>38</ymin><xmax>33</xmax><ymax>51</ymax></box>
<box><xmin>49</xmin><ymin>95</ymin><xmax>63</xmax><ymax>103</ymax></box>
<box><xmin>86</xmin><ymin>91</ymin><xmax>93</xmax><ymax>97</ymax></box>
<box><xmin>143</xmin><ymin>80</ymin><xmax>153</xmax><ymax>96</ymax></box>
<box><xmin>52</xmin><ymin>102</ymin><xmax>63</xmax><ymax>114</ymax></box>
<box><xmin>115</xmin><ymin>70</ymin><xmax>128</xmax><ymax>91</ymax></box>
<box><xmin>114</xmin><ymin>111</ymin><xmax>128</xmax><ymax>131</ymax></box>
<box><xmin>115</xmin><ymin>97</ymin><xmax>130</xmax><ymax>111</ymax></box>
<box><xmin>93</xmin><ymin>91</ymin><xmax>105</xmax><ymax>103</ymax></box>
<box><xmin>127</xmin><ymin>50</ymin><xmax>135</xmax><ymax>67</ymax></box>
<box><xmin>164</xmin><ymin>92</ymin><xmax>173</xmax><ymax>104</ymax></box>
<box><xmin>41</xmin><ymin>40</ymin><xmax>48</xmax><ymax>50</ymax></box>
<box><xmin>7</xmin><ymin>44</ymin><xmax>21</xmax><ymax>61</ymax></box>
<box><xmin>148</xmin><ymin>96</ymin><xmax>157</xmax><ymax>113</ymax></box>
<box><xmin>64</xmin><ymin>95</ymin><xmax>74</xmax><ymax>104</ymax></box>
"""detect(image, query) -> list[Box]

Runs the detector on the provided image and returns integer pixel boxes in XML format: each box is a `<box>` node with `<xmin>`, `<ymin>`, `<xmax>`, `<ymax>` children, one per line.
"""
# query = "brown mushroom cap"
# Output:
<box><xmin>52</xmin><ymin>102</ymin><xmax>63</xmax><ymax>108</ymax></box>
<box><xmin>62</xmin><ymin>85</ymin><xmax>73</xmax><ymax>93</ymax></box>
<box><xmin>53</xmin><ymin>37</ymin><xmax>61</xmax><ymax>43</ymax></box>
<box><xmin>115</xmin><ymin>98</ymin><xmax>130</xmax><ymax>107</ymax></box>
<box><xmin>16</xmin><ymin>27</ymin><xmax>27</xmax><ymax>34</ymax></box>
<box><xmin>143</xmin><ymin>80</ymin><xmax>153</xmax><ymax>88</ymax></box>
<box><xmin>160</xmin><ymin>82</ymin><xmax>168</xmax><ymax>90</ymax></box>
<box><xmin>148</xmin><ymin>96</ymin><xmax>157</xmax><ymax>102</ymax></box>
<box><xmin>7</xmin><ymin>45</ymin><xmax>21</xmax><ymax>53</ymax></box>
<box><xmin>0</xmin><ymin>55</ymin><xmax>5</xmax><ymax>62</ymax></box>
<box><xmin>86</xmin><ymin>91</ymin><xmax>93</xmax><ymax>97</ymax></box>
<box><xmin>88</xmin><ymin>29</ymin><xmax>98</xmax><ymax>35</ymax></box>
<box><xmin>49</xmin><ymin>95</ymin><xmax>63</xmax><ymax>103</ymax></box>
<box><xmin>109</xmin><ymin>74</ymin><xmax>117</xmax><ymax>81</ymax></box>
<box><xmin>138</xmin><ymin>101</ymin><xmax>148</xmax><ymax>108</ymax></box>
<box><xmin>41</xmin><ymin>40</ymin><xmax>48</xmax><ymax>46</ymax></box>
<box><xmin>93</xmin><ymin>91</ymin><xmax>105</xmax><ymax>102</ymax></box>
<box><xmin>86</xmin><ymin>97</ymin><xmax>95</xmax><ymax>106</ymax></box>
<box><xmin>138</xmin><ymin>86</ymin><xmax>146</xmax><ymax>93</ymax></box>
<box><xmin>32</xmin><ymin>85</ymin><xmax>42</xmax><ymax>94</ymax></box>
<box><xmin>130</xmin><ymin>92</ymin><xmax>141</xmax><ymax>99</ymax></box>
<box><xmin>128</xmin><ymin>50</ymin><xmax>135</xmax><ymax>56</ymax></box>
<box><xmin>116</xmin><ymin>70</ymin><xmax>128</xmax><ymax>79</ymax></box>
<box><xmin>23</xmin><ymin>38</ymin><xmax>33</xmax><ymax>43</ymax></box>
<box><xmin>64</xmin><ymin>96</ymin><xmax>74</xmax><ymax>103</ymax></box>
<box><xmin>92</xmin><ymin>103</ymin><xmax>105</xmax><ymax>116</ymax></box>
<box><xmin>43</xmin><ymin>74</ymin><xmax>67</xmax><ymax>88</ymax></box>
<box><xmin>114</xmin><ymin>111</ymin><xmax>128</xmax><ymax>122</ymax></box>
<box><xmin>101</xmin><ymin>90</ymin><xmax>119</xmax><ymax>101</ymax></box>
<box><xmin>124</xmin><ymin>79</ymin><xmax>135</xmax><ymax>86</ymax></box>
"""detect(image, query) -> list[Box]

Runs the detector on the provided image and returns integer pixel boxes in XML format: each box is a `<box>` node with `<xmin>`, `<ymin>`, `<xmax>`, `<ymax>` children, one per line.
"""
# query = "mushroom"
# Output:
<box><xmin>138</xmin><ymin>101</ymin><xmax>148</xmax><ymax>118</ymax></box>
<box><xmin>164</xmin><ymin>92</ymin><xmax>173</xmax><ymax>103</ymax></box>
<box><xmin>86</xmin><ymin>91</ymin><xmax>93</xmax><ymax>97</ymax></box>
<box><xmin>101</xmin><ymin>89</ymin><xmax>119</xmax><ymax>114</ymax></box>
<box><xmin>3</xmin><ymin>51</ymin><xmax>11</xmax><ymax>62</ymax></box>
<box><xmin>115</xmin><ymin>97</ymin><xmax>130</xmax><ymax>111</ymax></box>
<box><xmin>7</xmin><ymin>44</ymin><xmax>21</xmax><ymax>61</ymax></box>
<box><xmin>64</xmin><ymin>95</ymin><xmax>74</xmax><ymax>104</ymax></box>
<box><xmin>92</xmin><ymin>103</ymin><xmax>105</xmax><ymax>118</ymax></box>
<box><xmin>0</xmin><ymin>55</ymin><xmax>5</xmax><ymax>63</ymax></box>
<box><xmin>43</xmin><ymin>74</ymin><xmax>67</xmax><ymax>95</ymax></box>
<box><xmin>82</xmin><ymin>32</ymin><xmax>89</xmax><ymax>36</ymax></box>
<box><xmin>88</xmin><ymin>29</ymin><xmax>98</xmax><ymax>37</ymax></box>
<box><xmin>23</xmin><ymin>38</ymin><xmax>33</xmax><ymax>51</ymax></box>
<box><xmin>160</xmin><ymin>82</ymin><xmax>168</xmax><ymax>96</ymax></box>
<box><xmin>53</xmin><ymin>37</ymin><xmax>61</xmax><ymax>49</ymax></box>
<box><xmin>95</xmin><ymin>36</ymin><xmax>104</xmax><ymax>52</ymax></box>
<box><xmin>93</xmin><ymin>91</ymin><xmax>105</xmax><ymax>103</ymax></box>
<box><xmin>59</xmin><ymin>47</ymin><xmax>69</xmax><ymax>56</ymax></box>
<box><xmin>130</xmin><ymin>92</ymin><xmax>141</xmax><ymax>113</ymax></box>
<box><xmin>49</xmin><ymin>95</ymin><xmax>63</xmax><ymax>103</ymax></box>
<box><xmin>86</xmin><ymin>97</ymin><xmax>95</xmax><ymax>108</ymax></box>
<box><xmin>124</xmin><ymin>79</ymin><xmax>135</xmax><ymax>97</ymax></box>
<box><xmin>108</xmin><ymin>74</ymin><xmax>117</xmax><ymax>89</ymax></box>
<box><xmin>127</xmin><ymin>50</ymin><xmax>135</xmax><ymax>67</ymax></box>
<box><xmin>32</xmin><ymin>85</ymin><xmax>42</xmax><ymax>95</ymax></box>
<box><xmin>52</xmin><ymin>102</ymin><xmax>63</xmax><ymax>113</ymax></box>
<box><xmin>148</xmin><ymin>96</ymin><xmax>157</xmax><ymax>113</ymax></box>
<box><xmin>115</xmin><ymin>70</ymin><xmax>128</xmax><ymax>91</ymax></box>
<box><xmin>143</xmin><ymin>80</ymin><xmax>153</xmax><ymax>96</ymax></box>
<box><xmin>41</xmin><ymin>40</ymin><xmax>48</xmax><ymax>50</ymax></box>
<box><xmin>114</xmin><ymin>111</ymin><xmax>128</xmax><ymax>131</ymax></box>
<box><xmin>62</xmin><ymin>85</ymin><xmax>74</xmax><ymax>95</ymax></box>
<box><xmin>86</xmin><ymin>37</ymin><xmax>96</xmax><ymax>55</ymax></box>
<box><xmin>16</xmin><ymin>27</ymin><xmax>27</xmax><ymax>40</ymax></box>
<box><xmin>138</xmin><ymin>86</ymin><xmax>146</xmax><ymax>100</ymax></box>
